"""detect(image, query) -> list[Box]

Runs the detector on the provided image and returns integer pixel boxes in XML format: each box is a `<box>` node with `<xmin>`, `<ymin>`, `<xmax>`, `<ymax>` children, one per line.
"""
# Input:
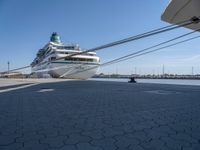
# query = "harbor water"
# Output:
<box><xmin>90</xmin><ymin>78</ymin><xmax>200</xmax><ymax>86</ymax></box>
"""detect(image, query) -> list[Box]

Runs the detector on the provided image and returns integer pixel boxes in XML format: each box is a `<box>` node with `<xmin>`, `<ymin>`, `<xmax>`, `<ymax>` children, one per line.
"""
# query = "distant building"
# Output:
<box><xmin>0</xmin><ymin>72</ymin><xmax>28</xmax><ymax>78</ymax></box>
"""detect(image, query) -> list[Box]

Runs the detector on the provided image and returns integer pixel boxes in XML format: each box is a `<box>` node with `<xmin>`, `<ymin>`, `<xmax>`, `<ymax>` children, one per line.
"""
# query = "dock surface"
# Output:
<box><xmin>0</xmin><ymin>79</ymin><xmax>200</xmax><ymax>150</ymax></box>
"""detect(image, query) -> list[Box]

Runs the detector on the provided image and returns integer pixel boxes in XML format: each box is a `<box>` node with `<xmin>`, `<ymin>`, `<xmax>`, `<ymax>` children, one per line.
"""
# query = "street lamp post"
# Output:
<box><xmin>7</xmin><ymin>61</ymin><xmax>10</xmax><ymax>75</ymax></box>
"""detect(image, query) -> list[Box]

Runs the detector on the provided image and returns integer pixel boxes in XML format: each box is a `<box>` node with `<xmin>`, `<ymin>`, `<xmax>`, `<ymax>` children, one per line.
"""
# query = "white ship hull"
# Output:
<box><xmin>32</xmin><ymin>61</ymin><xmax>99</xmax><ymax>79</ymax></box>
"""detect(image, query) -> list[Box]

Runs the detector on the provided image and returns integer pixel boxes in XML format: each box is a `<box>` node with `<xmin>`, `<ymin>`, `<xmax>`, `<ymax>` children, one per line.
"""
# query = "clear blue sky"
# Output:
<box><xmin>1</xmin><ymin>0</ymin><xmax>200</xmax><ymax>75</ymax></box>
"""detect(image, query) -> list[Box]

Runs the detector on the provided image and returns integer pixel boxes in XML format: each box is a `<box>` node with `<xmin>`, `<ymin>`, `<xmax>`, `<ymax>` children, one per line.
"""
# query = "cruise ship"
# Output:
<box><xmin>31</xmin><ymin>33</ymin><xmax>100</xmax><ymax>79</ymax></box>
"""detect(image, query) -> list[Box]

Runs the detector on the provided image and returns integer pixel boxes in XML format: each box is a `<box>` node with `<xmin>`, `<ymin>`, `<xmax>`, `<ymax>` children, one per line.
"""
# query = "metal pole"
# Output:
<box><xmin>192</xmin><ymin>66</ymin><xmax>194</xmax><ymax>75</ymax></box>
<box><xmin>135</xmin><ymin>67</ymin><xmax>137</xmax><ymax>75</ymax></box>
<box><xmin>162</xmin><ymin>64</ymin><xmax>165</xmax><ymax>75</ymax></box>
<box><xmin>8</xmin><ymin>61</ymin><xmax>10</xmax><ymax>74</ymax></box>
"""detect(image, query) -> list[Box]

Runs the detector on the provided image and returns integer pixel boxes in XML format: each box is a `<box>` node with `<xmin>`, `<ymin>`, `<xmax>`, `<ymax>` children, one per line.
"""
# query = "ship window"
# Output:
<box><xmin>64</xmin><ymin>58</ymin><xmax>97</xmax><ymax>62</ymax></box>
<box><xmin>46</xmin><ymin>50</ymin><xmax>51</xmax><ymax>55</ymax></box>
<box><xmin>51</xmin><ymin>57</ymin><xmax>56</xmax><ymax>60</ymax></box>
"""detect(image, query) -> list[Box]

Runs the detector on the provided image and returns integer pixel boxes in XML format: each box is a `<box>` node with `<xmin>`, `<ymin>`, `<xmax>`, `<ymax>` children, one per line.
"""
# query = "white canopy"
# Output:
<box><xmin>161</xmin><ymin>0</ymin><xmax>200</xmax><ymax>31</ymax></box>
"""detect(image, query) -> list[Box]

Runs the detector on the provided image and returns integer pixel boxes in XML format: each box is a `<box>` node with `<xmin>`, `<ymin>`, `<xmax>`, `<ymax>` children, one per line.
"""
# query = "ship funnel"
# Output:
<box><xmin>50</xmin><ymin>32</ymin><xmax>61</xmax><ymax>43</ymax></box>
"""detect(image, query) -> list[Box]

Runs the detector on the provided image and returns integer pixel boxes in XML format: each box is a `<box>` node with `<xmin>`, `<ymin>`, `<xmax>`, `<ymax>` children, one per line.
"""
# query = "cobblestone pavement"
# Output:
<box><xmin>0</xmin><ymin>81</ymin><xmax>200</xmax><ymax>150</ymax></box>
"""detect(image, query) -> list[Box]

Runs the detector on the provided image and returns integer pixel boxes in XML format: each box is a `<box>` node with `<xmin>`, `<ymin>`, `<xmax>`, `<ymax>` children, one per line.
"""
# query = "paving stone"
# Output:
<box><xmin>20</xmin><ymin>140</ymin><xmax>48</xmax><ymax>150</ymax></box>
<box><xmin>82</xmin><ymin>130</ymin><xmax>104</xmax><ymax>139</ymax></box>
<box><xmin>38</xmin><ymin>128</ymin><xmax>59</xmax><ymax>137</ymax></box>
<box><xmin>132</xmin><ymin>121</ymin><xmax>153</xmax><ymax>131</ymax></box>
<box><xmin>0</xmin><ymin>135</ymin><xmax>16</xmax><ymax>146</ymax></box>
<box><xmin>182</xmin><ymin>144</ymin><xmax>200</xmax><ymax>150</ymax></box>
<box><xmin>0</xmin><ymin>143</ymin><xmax>23</xmax><ymax>150</ymax></box>
<box><xmin>140</xmin><ymin>139</ymin><xmax>167</xmax><ymax>150</ymax></box>
<box><xmin>50</xmin><ymin>145</ymin><xmax>77</xmax><ymax>150</ymax></box>
<box><xmin>161</xmin><ymin>136</ymin><xmax>190</xmax><ymax>150</ymax></box>
<box><xmin>118</xmin><ymin>124</ymin><xmax>133</xmax><ymax>133</ymax></box>
<box><xmin>128</xmin><ymin>145</ymin><xmax>145</xmax><ymax>150</ymax></box>
<box><xmin>77</xmin><ymin>143</ymin><xmax>103</xmax><ymax>150</ymax></box>
<box><xmin>115</xmin><ymin>135</ymin><xmax>140</xmax><ymax>149</ymax></box>
<box><xmin>125</xmin><ymin>131</ymin><xmax>151</xmax><ymax>142</ymax></box>
<box><xmin>64</xmin><ymin>133</ymin><xmax>91</xmax><ymax>145</ymax></box>
<box><xmin>16</xmin><ymin>132</ymin><xmax>45</xmax><ymax>142</ymax></box>
<box><xmin>103</xmin><ymin>128</ymin><xmax>124</xmax><ymax>137</ymax></box>
<box><xmin>40</xmin><ymin>136</ymin><xmax>67</xmax><ymax>149</ymax></box>
<box><xmin>172</xmin><ymin>133</ymin><xmax>199</xmax><ymax>144</ymax></box>
<box><xmin>190</xmin><ymin>131</ymin><xmax>200</xmax><ymax>140</ymax></box>
<box><xmin>169</xmin><ymin>124</ymin><xmax>188</xmax><ymax>133</ymax></box>
<box><xmin>155</xmin><ymin>125</ymin><xmax>176</xmax><ymax>135</ymax></box>
<box><xmin>91</xmin><ymin>138</ymin><xmax>117</xmax><ymax>150</ymax></box>
<box><xmin>93</xmin><ymin>123</ymin><xmax>112</xmax><ymax>130</ymax></box>
<box><xmin>58</xmin><ymin>127</ymin><xmax>82</xmax><ymax>136</ymax></box>
<box><xmin>145</xmin><ymin>128</ymin><xmax>168</xmax><ymax>140</ymax></box>
<box><xmin>0</xmin><ymin>127</ymin><xmax>18</xmax><ymax>135</ymax></box>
